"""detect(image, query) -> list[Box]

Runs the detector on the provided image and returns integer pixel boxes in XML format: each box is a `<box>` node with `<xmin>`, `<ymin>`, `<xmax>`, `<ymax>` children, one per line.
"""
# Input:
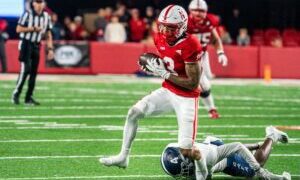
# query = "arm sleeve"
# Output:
<box><xmin>18</xmin><ymin>11</ymin><xmax>29</xmax><ymax>26</ymax></box>
<box><xmin>194</xmin><ymin>158</ymin><xmax>208</xmax><ymax>180</ymax></box>
<box><xmin>47</xmin><ymin>14</ymin><xmax>53</xmax><ymax>31</ymax></box>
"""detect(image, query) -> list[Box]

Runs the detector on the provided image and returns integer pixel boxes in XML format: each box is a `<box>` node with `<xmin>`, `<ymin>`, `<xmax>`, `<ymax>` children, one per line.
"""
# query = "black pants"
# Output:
<box><xmin>13</xmin><ymin>40</ymin><xmax>40</xmax><ymax>100</ymax></box>
<box><xmin>0</xmin><ymin>39</ymin><xmax>7</xmax><ymax>73</ymax></box>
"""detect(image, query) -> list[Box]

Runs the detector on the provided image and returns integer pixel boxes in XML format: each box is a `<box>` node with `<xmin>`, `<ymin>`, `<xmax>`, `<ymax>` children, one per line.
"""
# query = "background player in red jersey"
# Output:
<box><xmin>188</xmin><ymin>0</ymin><xmax>228</xmax><ymax>119</ymax></box>
<box><xmin>100</xmin><ymin>5</ymin><xmax>204</xmax><ymax>168</ymax></box>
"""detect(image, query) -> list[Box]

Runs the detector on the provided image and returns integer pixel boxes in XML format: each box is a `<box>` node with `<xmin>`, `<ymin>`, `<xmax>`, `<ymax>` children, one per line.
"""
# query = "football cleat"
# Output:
<box><xmin>11</xmin><ymin>94</ymin><xmax>20</xmax><ymax>105</ymax></box>
<box><xmin>99</xmin><ymin>155</ymin><xmax>129</xmax><ymax>169</ymax></box>
<box><xmin>282</xmin><ymin>171</ymin><xmax>291</xmax><ymax>180</ymax></box>
<box><xmin>265</xmin><ymin>126</ymin><xmax>289</xmax><ymax>143</ymax></box>
<box><xmin>25</xmin><ymin>97</ymin><xmax>40</xmax><ymax>106</ymax></box>
<box><xmin>203</xmin><ymin>136</ymin><xmax>224</xmax><ymax>146</ymax></box>
<box><xmin>209</xmin><ymin>109</ymin><xmax>220</xmax><ymax>119</ymax></box>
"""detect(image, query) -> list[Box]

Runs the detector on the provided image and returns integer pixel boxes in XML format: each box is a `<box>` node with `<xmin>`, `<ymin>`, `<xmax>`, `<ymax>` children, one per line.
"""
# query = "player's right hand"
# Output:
<box><xmin>146</xmin><ymin>58</ymin><xmax>171</xmax><ymax>79</ymax></box>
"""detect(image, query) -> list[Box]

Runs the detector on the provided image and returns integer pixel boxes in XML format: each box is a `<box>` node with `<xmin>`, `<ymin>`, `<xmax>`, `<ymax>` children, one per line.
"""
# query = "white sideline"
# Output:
<box><xmin>1</xmin><ymin>154</ymin><xmax>300</xmax><ymax>160</ymax></box>
<box><xmin>1</xmin><ymin>114</ymin><xmax>300</xmax><ymax>119</ymax></box>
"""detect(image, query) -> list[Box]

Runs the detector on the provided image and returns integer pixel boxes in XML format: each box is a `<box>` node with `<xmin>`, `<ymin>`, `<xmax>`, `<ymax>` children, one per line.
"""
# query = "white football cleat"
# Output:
<box><xmin>203</xmin><ymin>136</ymin><xmax>223</xmax><ymax>144</ymax></box>
<box><xmin>265</xmin><ymin>126</ymin><xmax>289</xmax><ymax>143</ymax></box>
<box><xmin>99</xmin><ymin>155</ymin><xmax>129</xmax><ymax>168</ymax></box>
<box><xmin>282</xmin><ymin>171</ymin><xmax>291</xmax><ymax>180</ymax></box>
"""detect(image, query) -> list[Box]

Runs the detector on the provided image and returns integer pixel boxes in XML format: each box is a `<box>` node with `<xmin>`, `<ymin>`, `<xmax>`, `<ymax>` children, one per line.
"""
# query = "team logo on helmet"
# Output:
<box><xmin>160</xmin><ymin>145</ymin><xmax>195</xmax><ymax>178</ymax></box>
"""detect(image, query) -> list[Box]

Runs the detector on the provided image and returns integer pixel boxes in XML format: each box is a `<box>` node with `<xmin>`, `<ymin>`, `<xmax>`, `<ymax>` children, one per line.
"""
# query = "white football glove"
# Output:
<box><xmin>217</xmin><ymin>51</ymin><xmax>228</xmax><ymax>67</ymax></box>
<box><xmin>146</xmin><ymin>58</ymin><xmax>171</xmax><ymax>79</ymax></box>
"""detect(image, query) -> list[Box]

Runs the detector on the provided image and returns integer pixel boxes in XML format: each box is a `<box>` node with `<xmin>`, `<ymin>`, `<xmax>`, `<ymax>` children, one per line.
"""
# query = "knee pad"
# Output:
<box><xmin>200</xmin><ymin>90</ymin><xmax>211</xmax><ymax>98</ymax></box>
<box><xmin>127</xmin><ymin>107</ymin><xmax>145</xmax><ymax>122</ymax></box>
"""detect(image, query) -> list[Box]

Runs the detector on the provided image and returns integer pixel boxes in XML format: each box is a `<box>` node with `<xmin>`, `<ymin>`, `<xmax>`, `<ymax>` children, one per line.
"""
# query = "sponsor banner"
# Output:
<box><xmin>46</xmin><ymin>41</ymin><xmax>90</xmax><ymax>68</ymax></box>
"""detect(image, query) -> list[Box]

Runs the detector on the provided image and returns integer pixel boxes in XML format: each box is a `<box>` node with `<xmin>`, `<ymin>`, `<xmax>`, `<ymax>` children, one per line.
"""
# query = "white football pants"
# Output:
<box><xmin>134</xmin><ymin>88</ymin><xmax>199</xmax><ymax>149</ymax></box>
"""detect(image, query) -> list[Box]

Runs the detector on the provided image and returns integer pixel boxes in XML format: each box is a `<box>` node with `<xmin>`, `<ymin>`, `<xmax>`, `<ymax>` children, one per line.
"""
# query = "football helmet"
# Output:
<box><xmin>157</xmin><ymin>5</ymin><xmax>188</xmax><ymax>44</ymax></box>
<box><xmin>189</xmin><ymin>0</ymin><xmax>208</xmax><ymax>11</ymax></box>
<box><xmin>160</xmin><ymin>144</ymin><xmax>195</xmax><ymax>178</ymax></box>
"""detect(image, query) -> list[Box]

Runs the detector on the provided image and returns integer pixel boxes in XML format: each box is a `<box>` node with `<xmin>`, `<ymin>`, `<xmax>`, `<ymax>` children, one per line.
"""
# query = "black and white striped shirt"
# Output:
<box><xmin>18</xmin><ymin>10</ymin><xmax>52</xmax><ymax>43</ymax></box>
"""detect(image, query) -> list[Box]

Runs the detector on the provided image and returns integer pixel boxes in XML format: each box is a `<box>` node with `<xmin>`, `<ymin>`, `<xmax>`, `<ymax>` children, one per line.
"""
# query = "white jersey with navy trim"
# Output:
<box><xmin>18</xmin><ymin>10</ymin><xmax>52</xmax><ymax>43</ymax></box>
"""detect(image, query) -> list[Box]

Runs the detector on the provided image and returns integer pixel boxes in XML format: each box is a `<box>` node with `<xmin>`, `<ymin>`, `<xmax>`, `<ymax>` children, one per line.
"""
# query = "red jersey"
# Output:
<box><xmin>129</xmin><ymin>18</ymin><xmax>147</xmax><ymax>42</ymax></box>
<box><xmin>187</xmin><ymin>13</ymin><xmax>219</xmax><ymax>50</ymax></box>
<box><xmin>154</xmin><ymin>34</ymin><xmax>202</xmax><ymax>98</ymax></box>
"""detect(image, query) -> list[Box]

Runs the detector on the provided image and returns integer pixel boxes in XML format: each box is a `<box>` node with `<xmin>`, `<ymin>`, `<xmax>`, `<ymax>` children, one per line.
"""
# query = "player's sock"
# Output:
<box><xmin>120</xmin><ymin>108</ymin><xmax>144</xmax><ymax>156</ymax></box>
<box><xmin>99</xmin><ymin>108</ymin><xmax>144</xmax><ymax>168</ymax></box>
<box><xmin>202</xmin><ymin>94</ymin><xmax>216</xmax><ymax>111</ymax></box>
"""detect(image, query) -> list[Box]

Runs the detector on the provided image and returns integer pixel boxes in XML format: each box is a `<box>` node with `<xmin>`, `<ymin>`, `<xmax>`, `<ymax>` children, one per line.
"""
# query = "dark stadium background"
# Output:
<box><xmin>46</xmin><ymin>0</ymin><xmax>300</xmax><ymax>30</ymax></box>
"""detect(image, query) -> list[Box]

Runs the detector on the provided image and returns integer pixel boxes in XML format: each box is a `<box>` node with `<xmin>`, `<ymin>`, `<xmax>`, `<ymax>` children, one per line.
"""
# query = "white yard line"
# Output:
<box><xmin>1</xmin><ymin>96</ymin><xmax>300</xmax><ymax>103</ymax></box>
<box><xmin>1</xmin><ymin>154</ymin><xmax>300</xmax><ymax>160</ymax></box>
<box><xmin>1</xmin><ymin>114</ymin><xmax>300</xmax><ymax>120</ymax></box>
<box><xmin>0</xmin><ymin>124</ymin><xmax>298</xmax><ymax>130</ymax></box>
<box><xmin>2</xmin><ymin>175</ymin><xmax>169</xmax><ymax>180</ymax></box>
<box><xmin>0</xmin><ymin>138</ymin><xmax>299</xmax><ymax>143</ymax></box>
<box><xmin>3</xmin><ymin>174</ymin><xmax>300</xmax><ymax>180</ymax></box>
<box><xmin>0</xmin><ymin>105</ymin><xmax>299</xmax><ymax>111</ymax></box>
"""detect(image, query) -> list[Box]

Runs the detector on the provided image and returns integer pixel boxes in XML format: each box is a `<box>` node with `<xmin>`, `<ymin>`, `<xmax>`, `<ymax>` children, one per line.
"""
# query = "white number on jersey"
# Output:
<box><xmin>163</xmin><ymin>57</ymin><xmax>178</xmax><ymax>75</ymax></box>
<box><xmin>196</xmin><ymin>32</ymin><xmax>211</xmax><ymax>46</ymax></box>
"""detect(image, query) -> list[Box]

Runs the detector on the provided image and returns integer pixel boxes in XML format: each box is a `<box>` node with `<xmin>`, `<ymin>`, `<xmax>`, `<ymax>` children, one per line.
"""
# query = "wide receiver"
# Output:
<box><xmin>188</xmin><ymin>0</ymin><xmax>228</xmax><ymax>119</ymax></box>
<box><xmin>100</xmin><ymin>5</ymin><xmax>203</xmax><ymax>168</ymax></box>
<box><xmin>161</xmin><ymin>126</ymin><xmax>290</xmax><ymax>179</ymax></box>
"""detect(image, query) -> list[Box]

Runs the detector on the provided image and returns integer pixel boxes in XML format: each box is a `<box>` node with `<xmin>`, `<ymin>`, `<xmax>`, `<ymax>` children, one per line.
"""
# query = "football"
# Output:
<box><xmin>138</xmin><ymin>53</ymin><xmax>160</xmax><ymax>73</ymax></box>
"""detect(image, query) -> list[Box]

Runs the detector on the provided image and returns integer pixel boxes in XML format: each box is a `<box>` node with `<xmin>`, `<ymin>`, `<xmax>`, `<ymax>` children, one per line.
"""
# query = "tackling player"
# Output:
<box><xmin>161</xmin><ymin>126</ymin><xmax>291</xmax><ymax>179</ymax></box>
<box><xmin>187</xmin><ymin>0</ymin><xmax>228</xmax><ymax>119</ymax></box>
<box><xmin>206</xmin><ymin>126</ymin><xmax>289</xmax><ymax>179</ymax></box>
<box><xmin>100</xmin><ymin>5</ymin><xmax>203</xmax><ymax>168</ymax></box>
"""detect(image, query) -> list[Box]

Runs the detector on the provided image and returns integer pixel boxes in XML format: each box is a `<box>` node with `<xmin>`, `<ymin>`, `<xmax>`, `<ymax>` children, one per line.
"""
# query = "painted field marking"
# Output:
<box><xmin>1</xmin><ymin>114</ymin><xmax>300</xmax><ymax>119</ymax></box>
<box><xmin>0</xmin><ymin>124</ymin><xmax>299</xmax><ymax>130</ymax></box>
<box><xmin>0</xmin><ymin>105</ymin><xmax>299</xmax><ymax>111</ymax></box>
<box><xmin>1</xmin><ymin>154</ymin><xmax>300</xmax><ymax>160</ymax></box>
<box><xmin>1</xmin><ymin>138</ymin><xmax>299</xmax><ymax>144</ymax></box>
<box><xmin>2</xmin><ymin>174</ymin><xmax>300</xmax><ymax>180</ymax></box>
<box><xmin>1</xmin><ymin>95</ymin><xmax>300</xmax><ymax>103</ymax></box>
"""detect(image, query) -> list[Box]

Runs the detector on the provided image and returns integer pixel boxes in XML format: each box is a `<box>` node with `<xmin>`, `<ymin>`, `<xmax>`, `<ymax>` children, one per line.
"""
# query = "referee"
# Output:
<box><xmin>12</xmin><ymin>0</ymin><xmax>54</xmax><ymax>105</ymax></box>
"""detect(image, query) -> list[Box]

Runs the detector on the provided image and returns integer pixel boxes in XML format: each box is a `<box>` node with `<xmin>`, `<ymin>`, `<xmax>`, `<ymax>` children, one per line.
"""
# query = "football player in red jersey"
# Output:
<box><xmin>188</xmin><ymin>0</ymin><xmax>228</xmax><ymax>119</ymax></box>
<box><xmin>100</xmin><ymin>5</ymin><xmax>203</xmax><ymax>168</ymax></box>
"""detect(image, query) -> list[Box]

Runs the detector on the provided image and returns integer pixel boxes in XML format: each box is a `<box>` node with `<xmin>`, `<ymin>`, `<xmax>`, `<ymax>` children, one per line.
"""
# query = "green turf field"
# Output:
<box><xmin>0</xmin><ymin>79</ymin><xmax>299</xmax><ymax>179</ymax></box>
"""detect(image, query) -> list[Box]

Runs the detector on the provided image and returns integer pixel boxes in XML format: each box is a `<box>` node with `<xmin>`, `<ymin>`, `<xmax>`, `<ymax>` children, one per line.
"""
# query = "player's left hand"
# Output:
<box><xmin>146</xmin><ymin>58</ymin><xmax>171</xmax><ymax>79</ymax></box>
<box><xmin>47</xmin><ymin>49</ymin><xmax>54</xmax><ymax>60</ymax></box>
<box><xmin>217</xmin><ymin>51</ymin><xmax>228</xmax><ymax>66</ymax></box>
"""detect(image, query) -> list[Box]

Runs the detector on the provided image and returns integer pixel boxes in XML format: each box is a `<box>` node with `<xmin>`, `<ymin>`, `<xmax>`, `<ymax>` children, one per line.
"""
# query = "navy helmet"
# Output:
<box><xmin>160</xmin><ymin>144</ymin><xmax>195</xmax><ymax>178</ymax></box>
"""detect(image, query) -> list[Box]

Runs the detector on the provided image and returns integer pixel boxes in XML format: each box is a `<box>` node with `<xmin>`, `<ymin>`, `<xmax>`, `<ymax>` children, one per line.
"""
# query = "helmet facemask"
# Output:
<box><xmin>158</xmin><ymin>22</ymin><xmax>183</xmax><ymax>45</ymax></box>
<box><xmin>190</xmin><ymin>9</ymin><xmax>207</xmax><ymax>21</ymax></box>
